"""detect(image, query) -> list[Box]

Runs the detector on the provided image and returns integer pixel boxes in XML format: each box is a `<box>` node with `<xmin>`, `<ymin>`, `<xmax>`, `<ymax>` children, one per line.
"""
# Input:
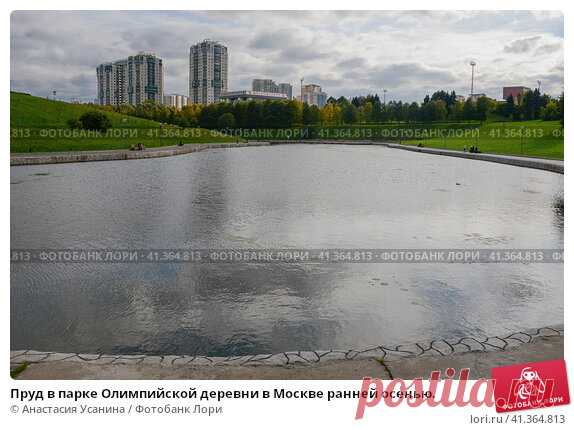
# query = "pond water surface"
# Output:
<box><xmin>10</xmin><ymin>145</ymin><xmax>564</xmax><ymax>356</ymax></box>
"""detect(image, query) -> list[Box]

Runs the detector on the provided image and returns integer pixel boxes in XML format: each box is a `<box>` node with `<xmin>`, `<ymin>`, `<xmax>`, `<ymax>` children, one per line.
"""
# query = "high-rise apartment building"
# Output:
<box><xmin>127</xmin><ymin>53</ymin><xmax>163</xmax><ymax>105</ymax></box>
<box><xmin>301</xmin><ymin>84</ymin><xmax>327</xmax><ymax>108</ymax></box>
<box><xmin>252</xmin><ymin>79</ymin><xmax>292</xmax><ymax>99</ymax></box>
<box><xmin>189</xmin><ymin>40</ymin><xmax>228</xmax><ymax>104</ymax></box>
<box><xmin>96</xmin><ymin>62</ymin><xmax>115</xmax><ymax>106</ymax></box>
<box><xmin>97</xmin><ymin>60</ymin><xmax>128</xmax><ymax>106</ymax></box>
<box><xmin>97</xmin><ymin>52</ymin><xmax>163</xmax><ymax>106</ymax></box>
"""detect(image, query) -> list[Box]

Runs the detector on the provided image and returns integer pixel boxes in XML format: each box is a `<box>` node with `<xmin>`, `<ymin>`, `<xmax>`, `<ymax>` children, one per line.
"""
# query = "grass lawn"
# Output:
<box><xmin>10</xmin><ymin>92</ymin><xmax>239</xmax><ymax>153</ymax></box>
<box><xmin>407</xmin><ymin>120</ymin><xmax>563</xmax><ymax>160</ymax></box>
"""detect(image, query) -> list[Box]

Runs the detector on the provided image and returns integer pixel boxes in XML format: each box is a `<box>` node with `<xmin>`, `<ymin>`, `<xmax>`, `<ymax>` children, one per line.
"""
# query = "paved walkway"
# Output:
<box><xmin>387</xmin><ymin>144</ymin><xmax>564</xmax><ymax>174</ymax></box>
<box><xmin>11</xmin><ymin>326</ymin><xmax>563</xmax><ymax>380</ymax></box>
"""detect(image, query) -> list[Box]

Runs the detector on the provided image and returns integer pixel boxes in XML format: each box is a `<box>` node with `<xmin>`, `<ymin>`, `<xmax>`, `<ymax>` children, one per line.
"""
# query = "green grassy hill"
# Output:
<box><xmin>10</xmin><ymin>92</ymin><xmax>237</xmax><ymax>153</ymax></box>
<box><xmin>408</xmin><ymin>120</ymin><xmax>563</xmax><ymax>160</ymax></box>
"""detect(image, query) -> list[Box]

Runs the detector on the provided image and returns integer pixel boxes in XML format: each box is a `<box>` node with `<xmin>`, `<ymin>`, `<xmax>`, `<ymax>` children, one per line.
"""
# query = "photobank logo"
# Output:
<box><xmin>492</xmin><ymin>359</ymin><xmax>570</xmax><ymax>413</ymax></box>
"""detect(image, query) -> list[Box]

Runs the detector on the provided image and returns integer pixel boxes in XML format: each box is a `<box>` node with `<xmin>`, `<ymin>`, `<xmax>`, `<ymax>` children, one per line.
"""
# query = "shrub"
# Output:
<box><xmin>77</xmin><ymin>111</ymin><xmax>112</xmax><ymax>132</ymax></box>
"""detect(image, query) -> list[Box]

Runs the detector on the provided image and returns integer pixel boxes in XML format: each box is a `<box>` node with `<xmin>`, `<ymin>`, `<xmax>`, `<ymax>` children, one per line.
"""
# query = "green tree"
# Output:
<box><xmin>303</xmin><ymin>104</ymin><xmax>321</xmax><ymax>124</ymax></box>
<box><xmin>285</xmin><ymin>100</ymin><xmax>300</xmax><ymax>127</ymax></box>
<box><xmin>407</xmin><ymin>102</ymin><xmax>419</xmax><ymax>122</ymax></box>
<box><xmin>522</xmin><ymin>89</ymin><xmax>544</xmax><ymax>120</ymax></box>
<box><xmin>462</xmin><ymin>99</ymin><xmax>476</xmax><ymax>121</ymax></box>
<box><xmin>502</xmin><ymin>96</ymin><xmax>515</xmax><ymax>119</ymax></box>
<box><xmin>431</xmin><ymin>90</ymin><xmax>457</xmax><ymax>116</ymax></box>
<box><xmin>245</xmin><ymin>101</ymin><xmax>264</xmax><ymax>129</ymax></box>
<box><xmin>360</xmin><ymin>102</ymin><xmax>373</xmax><ymax>123</ymax></box>
<box><xmin>431</xmin><ymin>100</ymin><xmax>448</xmax><ymax>121</ymax></box>
<box><xmin>232</xmin><ymin>102</ymin><xmax>249</xmax><ymax>129</ymax></box>
<box><xmin>341</xmin><ymin>103</ymin><xmax>358</xmax><ymax>124</ymax></box>
<box><xmin>199</xmin><ymin>104</ymin><xmax>219</xmax><ymax>129</ymax></box>
<box><xmin>452</xmin><ymin>100</ymin><xmax>465</xmax><ymax>120</ymax></box>
<box><xmin>475</xmin><ymin>96</ymin><xmax>490</xmax><ymax>122</ymax></box>
<box><xmin>217</xmin><ymin>112</ymin><xmax>236</xmax><ymax>129</ymax></box>
<box><xmin>541</xmin><ymin>100</ymin><xmax>560</xmax><ymax>121</ymax></box>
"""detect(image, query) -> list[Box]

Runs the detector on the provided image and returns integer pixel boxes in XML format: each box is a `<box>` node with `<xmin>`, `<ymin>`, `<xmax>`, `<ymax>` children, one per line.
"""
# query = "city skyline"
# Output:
<box><xmin>11</xmin><ymin>11</ymin><xmax>564</xmax><ymax>102</ymax></box>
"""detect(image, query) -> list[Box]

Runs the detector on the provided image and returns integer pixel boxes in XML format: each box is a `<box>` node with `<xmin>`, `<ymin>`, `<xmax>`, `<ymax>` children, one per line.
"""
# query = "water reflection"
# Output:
<box><xmin>11</xmin><ymin>145</ymin><xmax>564</xmax><ymax>355</ymax></box>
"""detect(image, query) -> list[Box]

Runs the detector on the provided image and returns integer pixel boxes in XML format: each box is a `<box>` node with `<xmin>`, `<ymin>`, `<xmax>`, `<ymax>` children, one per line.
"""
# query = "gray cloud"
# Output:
<box><xmin>337</xmin><ymin>57</ymin><xmax>367</xmax><ymax>70</ymax></box>
<box><xmin>503</xmin><ymin>36</ymin><xmax>541</xmax><ymax>54</ymax></box>
<box><xmin>248</xmin><ymin>29</ymin><xmax>295</xmax><ymax>50</ymax></box>
<box><xmin>248</xmin><ymin>29</ymin><xmax>328</xmax><ymax>63</ymax></box>
<box><xmin>375</xmin><ymin>63</ymin><xmax>456</xmax><ymax>87</ymax></box>
<box><xmin>278</xmin><ymin>46</ymin><xmax>328</xmax><ymax>62</ymax></box>
<box><xmin>340</xmin><ymin>62</ymin><xmax>457</xmax><ymax>95</ymax></box>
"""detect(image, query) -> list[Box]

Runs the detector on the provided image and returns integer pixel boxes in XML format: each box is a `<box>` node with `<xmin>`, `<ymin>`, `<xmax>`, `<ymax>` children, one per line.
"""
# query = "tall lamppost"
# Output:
<box><xmin>469</xmin><ymin>61</ymin><xmax>476</xmax><ymax>97</ymax></box>
<box><xmin>383</xmin><ymin>88</ymin><xmax>387</xmax><ymax>105</ymax></box>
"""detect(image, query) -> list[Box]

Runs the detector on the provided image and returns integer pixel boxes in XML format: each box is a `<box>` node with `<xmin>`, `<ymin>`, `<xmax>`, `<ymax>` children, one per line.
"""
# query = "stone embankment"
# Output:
<box><xmin>11</xmin><ymin>325</ymin><xmax>563</xmax><ymax>379</ymax></box>
<box><xmin>11</xmin><ymin>140</ymin><xmax>563</xmax><ymax>174</ymax></box>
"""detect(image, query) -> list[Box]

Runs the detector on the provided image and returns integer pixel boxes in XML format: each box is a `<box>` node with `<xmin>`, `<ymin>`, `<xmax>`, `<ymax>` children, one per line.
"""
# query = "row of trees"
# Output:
<box><xmin>100</xmin><ymin>89</ymin><xmax>563</xmax><ymax>130</ymax></box>
<box><xmin>498</xmin><ymin>90</ymin><xmax>564</xmax><ymax>122</ymax></box>
<box><xmin>344</xmin><ymin>89</ymin><xmax>563</xmax><ymax>123</ymax></box>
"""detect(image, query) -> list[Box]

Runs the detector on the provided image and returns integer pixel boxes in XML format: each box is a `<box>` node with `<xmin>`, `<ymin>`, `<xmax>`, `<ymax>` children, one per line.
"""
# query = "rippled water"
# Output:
<box><xmin>10</xmin><ymin>145</ymin><xmax>564</xmax><ymax>356</ymax></box>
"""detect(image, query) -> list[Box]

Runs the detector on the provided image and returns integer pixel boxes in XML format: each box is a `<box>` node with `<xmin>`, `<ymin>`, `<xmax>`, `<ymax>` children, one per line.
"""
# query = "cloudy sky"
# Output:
<box><xmin>11</xmin><ymin>10</ymin><xmax>564</xmax><ymax>102</ymax></box>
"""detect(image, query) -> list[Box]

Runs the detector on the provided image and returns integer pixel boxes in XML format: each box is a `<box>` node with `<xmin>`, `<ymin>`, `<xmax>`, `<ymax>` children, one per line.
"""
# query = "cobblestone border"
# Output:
<box><xmin>10</xmin><ymin>325</ymin><xmax>563</xmax><ymax>368</ymax></box>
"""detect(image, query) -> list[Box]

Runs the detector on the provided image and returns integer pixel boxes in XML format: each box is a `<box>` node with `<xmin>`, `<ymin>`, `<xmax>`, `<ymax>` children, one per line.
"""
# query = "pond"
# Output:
<box><xmin>10</xmin><ymin>145</ymin><xmax>564</xmax><ymax>356</ymax></box>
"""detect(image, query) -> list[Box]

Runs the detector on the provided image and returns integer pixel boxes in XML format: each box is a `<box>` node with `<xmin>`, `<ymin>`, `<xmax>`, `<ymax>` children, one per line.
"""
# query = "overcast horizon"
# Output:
<box><xmin>10</xmin><ymin>10</ymin><xmax>564</xmax><ymax>103</ymax></box>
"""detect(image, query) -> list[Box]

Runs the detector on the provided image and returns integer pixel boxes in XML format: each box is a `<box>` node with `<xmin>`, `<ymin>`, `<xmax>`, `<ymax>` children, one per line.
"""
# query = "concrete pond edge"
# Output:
<box><xmin>10</xmin><ymin>324</ymin><xmax>563</xmax><ymax>368</ymax></box>
<box><xmin>11</xmin><ymin>140</ymin><xmax>564</xmax><ymax>174</ymax></box>
<box><xmin>10</xmin><ymin>142</ymin><xmax>271</xmax><ymax>166</ymax></box>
